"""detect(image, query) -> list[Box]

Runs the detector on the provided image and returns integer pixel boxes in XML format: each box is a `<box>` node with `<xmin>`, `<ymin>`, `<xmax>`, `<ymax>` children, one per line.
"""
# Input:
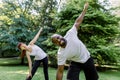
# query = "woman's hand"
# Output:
<box><xmin>39</xmin><ymin>27</ymin><xmax>43</xmax><ymax>32</ymax></box>
<box><xmin>26</xmin><ymin>72</ymin><xmax>32</xmax><ymax>79</ymax></box>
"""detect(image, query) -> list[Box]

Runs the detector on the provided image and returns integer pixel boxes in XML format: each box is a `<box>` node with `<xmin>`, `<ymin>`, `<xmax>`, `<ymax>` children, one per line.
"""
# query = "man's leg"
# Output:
<box><xmin>26</xmin><ymin>60</ymin><xmax>41</xmax><ymax>80</ymax></box>
<box><xmin>67</xmin><ymin>62</ymin><xmax>81</xmax><ymax>80</ymax></box>
<box><xmin>83</xmin><ymin>57</ymin><xmax>99</xmax><ymax>80</ymax></box>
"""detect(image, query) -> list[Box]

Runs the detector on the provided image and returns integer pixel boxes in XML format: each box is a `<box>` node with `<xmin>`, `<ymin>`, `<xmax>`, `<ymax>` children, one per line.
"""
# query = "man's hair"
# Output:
<box><xmin>17</xmin><ymin>42</ymin><xmax>22</xmax><ymax>50</ymax></box>
<box><xmin>51</xmin><ymin>34</ymin><xmax>62</xmax><ymax>38</ymax></box>
<box><xmin>51</xmin><ymin>34</ymin><xmax>62</xmax><ymax>43</ymax></box>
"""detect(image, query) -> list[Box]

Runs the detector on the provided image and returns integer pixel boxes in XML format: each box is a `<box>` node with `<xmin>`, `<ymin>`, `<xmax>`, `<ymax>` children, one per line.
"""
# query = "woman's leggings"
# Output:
<box><xmin>26</xmin><ymin>57</ymin><xmax>49</xmax><ymax>80</ymax></box>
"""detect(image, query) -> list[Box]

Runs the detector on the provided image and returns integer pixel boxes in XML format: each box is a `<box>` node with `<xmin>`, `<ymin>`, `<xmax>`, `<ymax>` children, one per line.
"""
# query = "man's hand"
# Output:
<box><xmin>56</xmin><ymin>65</ymin><xmax>64</xmax><ymax>80</ymax></box>
<box><xmin>74</xmin><ymin>2</ymin><xmax>89</xmax><ymax>30</ymax></box>
<box><xmin>84</xmin><ymin>2</ymin><xmax>89</xmax><ymax>10</ymax></box>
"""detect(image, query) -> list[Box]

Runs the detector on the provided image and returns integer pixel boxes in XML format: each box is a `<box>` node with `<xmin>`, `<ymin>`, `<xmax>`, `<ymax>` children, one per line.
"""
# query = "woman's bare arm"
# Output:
<box><xmin>29</xmin><ymin>27</ymin><xmax>43</xmax><ymax>45</ymax></box>
<box><xmin>26</xmin><ymin>53</ymin><xmax>32</xmax><ymax>76</ymax></box>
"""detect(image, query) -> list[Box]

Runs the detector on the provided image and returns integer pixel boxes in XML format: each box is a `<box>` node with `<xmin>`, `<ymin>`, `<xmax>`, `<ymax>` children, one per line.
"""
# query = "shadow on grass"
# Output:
<box><xmin>0</xmin><ymin>57</ymin><xmax>28</xmax><ymax>66</ymax></box>
<box><xmin>0</xmin><ymin>58</ymin><xmax>120</xmax><ymax>71</ymax></box>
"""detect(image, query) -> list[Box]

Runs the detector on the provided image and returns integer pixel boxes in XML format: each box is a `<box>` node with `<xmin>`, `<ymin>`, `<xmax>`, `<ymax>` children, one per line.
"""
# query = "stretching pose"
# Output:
<box><xmin>51</xmin><ymin>2</ymin><xmax>99</xmax><ymax>80</ymax></box>
<box><xmin>18</xmin><ymin>28</ymin><xmax>49</xmax><ymax>80</ymax></box>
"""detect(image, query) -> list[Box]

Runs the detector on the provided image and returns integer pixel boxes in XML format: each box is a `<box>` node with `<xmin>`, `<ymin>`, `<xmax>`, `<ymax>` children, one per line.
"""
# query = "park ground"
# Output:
<box><xmin>0</xmin><ymin>58</ymin><xmax>120</xmax><ymax>80</ymax></box>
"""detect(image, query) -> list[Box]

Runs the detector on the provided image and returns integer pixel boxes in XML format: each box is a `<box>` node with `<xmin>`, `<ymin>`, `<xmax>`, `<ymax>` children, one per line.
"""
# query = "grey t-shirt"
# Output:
<box><xmin>27</xmin><ymin>45</ymin><xmax>47</xmax><ymax>60</ymax></box>
<box><xmin>57</xmin><ymin>26</ymin><xmax>90</xmax><ymax>65</ymax></box>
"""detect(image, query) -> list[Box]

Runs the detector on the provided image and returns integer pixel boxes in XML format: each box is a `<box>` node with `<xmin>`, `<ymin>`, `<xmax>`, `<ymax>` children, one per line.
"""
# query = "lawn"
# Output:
<box><xmin>0</xmin><ymin>58</ymin><xmax>120</xmax><ymax>80</ymax></box>
<box><xmin>0</xmin><ymin>66</ymin><xmax>120</xmax><ymax>80</ymax></box>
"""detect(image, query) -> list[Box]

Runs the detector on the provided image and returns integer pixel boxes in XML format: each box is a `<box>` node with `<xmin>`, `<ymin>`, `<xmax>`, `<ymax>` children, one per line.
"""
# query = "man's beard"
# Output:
<box><xmin>60</xmin><ymin>38</ymin><xmax>67</xmax><ymax>47</ymax></box>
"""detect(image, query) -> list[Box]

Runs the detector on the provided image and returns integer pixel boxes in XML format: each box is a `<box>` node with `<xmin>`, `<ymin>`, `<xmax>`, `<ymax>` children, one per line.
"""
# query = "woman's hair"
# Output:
<box><xmin>17</xmin><ymin>42</ymin><xmax>26</xmax><ymax>58</ymax></box>
<box><xmin>17</xmin><ymin>42</ymin><xmax>22</xmax><ymax>50</ymax></box>
<box><xmin>20</xmin><ymin>50</ymin><xmax>26</xmax><ymax>58</ymax></box>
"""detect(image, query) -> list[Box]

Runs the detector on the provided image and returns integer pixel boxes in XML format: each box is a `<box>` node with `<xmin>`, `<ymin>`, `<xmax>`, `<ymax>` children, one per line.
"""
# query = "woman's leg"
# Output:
<box><xmin>42</xmin><ymin>57</ymin><xmax>49</xmax><ymax>80</ymax></box>
<box><xmin>26</xmin><ymin>60</ymin><xmax>41</xmax><ymax>80</ymax></box>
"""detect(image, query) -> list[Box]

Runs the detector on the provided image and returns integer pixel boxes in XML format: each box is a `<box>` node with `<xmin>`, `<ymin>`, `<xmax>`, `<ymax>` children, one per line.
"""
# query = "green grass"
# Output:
<box><xmin>0</xmin><ymin>66</ymin><xmax>120</xmax><ymax>80</ymax></box>
<box><xmin>0</xmin><ymin>58</ymin><xmax>120</xmax><ymax>80</ymax></box>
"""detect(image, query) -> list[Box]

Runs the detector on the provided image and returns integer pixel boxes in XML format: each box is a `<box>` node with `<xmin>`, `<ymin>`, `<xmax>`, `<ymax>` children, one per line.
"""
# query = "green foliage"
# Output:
<box><xmin>0</xmin><ymin>0</ymin><xmax>57</xmax><ymax>58</ymax></box>
<box><xmin>0</xmin><ymin>0</ymin><xmax>120</xmax><ymax>67</ymax></box>
<box><xmin>0</xmin><ymin>0</ymin><xmax>59</xmax><ymax>65</ymax></box>
<box><xmin>50</xmin><ymin>0</ymin><xmax>120</xmax><ymax>66</ymax></box>
<box><xmin>0</xmin><ymin>3</ymin><xmax>33</xmax><ymax>56</ymax></box>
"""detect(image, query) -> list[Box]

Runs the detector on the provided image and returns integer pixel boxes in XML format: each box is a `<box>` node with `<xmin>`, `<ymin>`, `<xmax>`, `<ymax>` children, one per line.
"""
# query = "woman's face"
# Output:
<box><xmin>20</xmin><ymin>43</ymin><xmax>27</xmax><ymax>50</ymax></box>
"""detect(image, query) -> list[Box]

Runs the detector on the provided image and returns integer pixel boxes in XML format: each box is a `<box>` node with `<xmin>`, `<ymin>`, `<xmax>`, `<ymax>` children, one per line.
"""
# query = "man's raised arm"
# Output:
<box><xmin>74</xmin><ymin>2</ymin><xmax>89</xmax><ymax>30</ymax></box>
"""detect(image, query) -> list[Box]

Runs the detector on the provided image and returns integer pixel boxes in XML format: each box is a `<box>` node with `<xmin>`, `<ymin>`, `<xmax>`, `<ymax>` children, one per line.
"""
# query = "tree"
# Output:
<box><xmin>0</xmin><ymin>0</ymin><xmax>57</xmax><ymax>65</ymax></box>
<box><xmin>0</xmin><ymin>0</ymin><xmax>36</xmax><ymax>64</ymax></box>
<box><xmin>48</xmin><ymin>0</ymin><xmax>120</xmax><ymax>66</ymax></box>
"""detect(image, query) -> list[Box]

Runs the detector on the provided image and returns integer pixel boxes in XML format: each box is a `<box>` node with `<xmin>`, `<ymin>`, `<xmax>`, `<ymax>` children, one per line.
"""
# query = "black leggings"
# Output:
<box><xmin>67</xmin><ymin>57</ymin><xmax>99</xmax><ymax>80</ymax></box>
<box><xmin>26</xmin><ymin>57</ymin><xmax>49</xmax><ymax>80</ymax></box>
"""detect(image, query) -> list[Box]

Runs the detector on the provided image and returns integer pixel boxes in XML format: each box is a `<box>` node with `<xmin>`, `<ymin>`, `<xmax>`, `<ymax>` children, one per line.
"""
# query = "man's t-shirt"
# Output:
<box><xmin>57</xmin><ymin>26</ymin><xmax>90</xmax><ymax>65</ymax></box>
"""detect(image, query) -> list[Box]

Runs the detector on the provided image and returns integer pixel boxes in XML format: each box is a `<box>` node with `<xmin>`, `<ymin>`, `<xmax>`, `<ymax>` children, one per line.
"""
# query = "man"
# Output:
<box><xmin>51</xmin><ymin>2</ymin><xmax>99</xmax><ymax>80</ymax></box>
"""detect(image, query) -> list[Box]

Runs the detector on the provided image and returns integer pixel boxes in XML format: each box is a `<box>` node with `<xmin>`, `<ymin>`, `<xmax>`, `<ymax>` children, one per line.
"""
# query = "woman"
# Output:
<box><xmin>17</xmin><ymin>28</ymin><xmax>49</xmax><ymax>80</ymax></box>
